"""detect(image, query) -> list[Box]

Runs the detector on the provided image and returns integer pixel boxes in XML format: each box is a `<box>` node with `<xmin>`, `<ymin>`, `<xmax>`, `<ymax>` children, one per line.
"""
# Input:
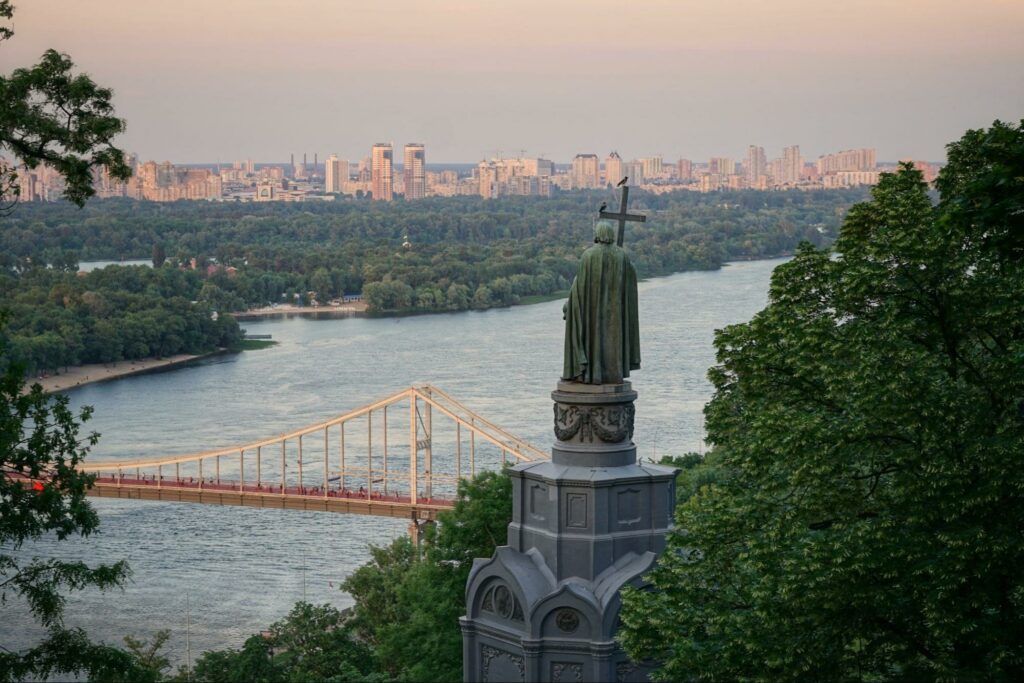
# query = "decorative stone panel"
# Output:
<box><xmin>566</xmin><ymin>493</ymin><xmax>588</xmax><ymax>529</ymax></box>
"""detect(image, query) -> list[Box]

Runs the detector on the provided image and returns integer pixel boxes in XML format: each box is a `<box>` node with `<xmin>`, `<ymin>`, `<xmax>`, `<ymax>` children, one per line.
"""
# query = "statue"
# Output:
<box><xmin>463</xmin><ymin>196</ymin><xmax>674</xmax><ymax>683</ymax></box>
<box><xmin>562</xmin><ymin>220</ymin><xmax>640</xmax><ymax>384</ymax></box>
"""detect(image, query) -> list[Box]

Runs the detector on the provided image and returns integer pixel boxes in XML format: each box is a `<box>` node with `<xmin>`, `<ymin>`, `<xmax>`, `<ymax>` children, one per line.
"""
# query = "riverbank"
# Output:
<box><xmin>31</xmin><ymin>352</ymin><xmax>222</xmax><ymax>395</ymax></box>
<box><xmin>234</xmin><ymin>302</ymin><xmax>367</xmax><ymax>321</ymax></box>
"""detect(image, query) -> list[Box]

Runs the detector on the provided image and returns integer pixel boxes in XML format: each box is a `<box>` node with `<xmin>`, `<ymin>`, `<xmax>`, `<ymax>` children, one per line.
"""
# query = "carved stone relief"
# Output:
<box><xmin>480</xmin><ymin>582</ymin><xmax>525</xmax><ymax>623</ymax></box>
<box><xmin>555</xmin><ymin>608</ymin><xmax>580</xmax><ymax>633</ymax></box>
<box><xmin>481</xmin><ymin>644</ymin><xmax>525</xmax><ymax>682</ymax></box>
<box><xmin>615</xmin><ymin>661</ymin><xmax>637</xmax><ymax>682</ymax></box>
<box><xmin>551</xmin><ymin>661</ymin><xmax>584</xmax><ymax>682</ymax></box>
<box><xmin>553</xmin><ymin>402</ymin><xmax>635</xmax><ymax>443</ymax></box>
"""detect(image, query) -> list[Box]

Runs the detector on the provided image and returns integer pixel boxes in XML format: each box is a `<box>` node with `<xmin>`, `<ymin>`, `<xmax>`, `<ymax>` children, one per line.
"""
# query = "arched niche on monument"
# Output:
<box><xmin>530</xmin><ymin>586</ymin><xmax>600</xmax><ymax>641</ymax></box>
<box><xmin>476</xmin><ymin>578</ymin><xmax>526</xmax><ymax>626</ymax></box>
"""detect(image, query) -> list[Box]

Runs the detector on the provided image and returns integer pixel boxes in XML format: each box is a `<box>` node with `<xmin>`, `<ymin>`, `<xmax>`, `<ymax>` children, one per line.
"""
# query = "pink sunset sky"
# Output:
<box><xmin>5</xmin><ymin>0</ymin><xmax>1023</xmax><ymax>163</ymax></box>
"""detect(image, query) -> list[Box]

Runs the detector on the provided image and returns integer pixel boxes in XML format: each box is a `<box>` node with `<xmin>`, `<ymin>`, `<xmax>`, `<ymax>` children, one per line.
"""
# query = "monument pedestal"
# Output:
<box><xmin>462</xmin><ymin>382</ymin><xmax>677</xmax><ymax>682</ymax></box>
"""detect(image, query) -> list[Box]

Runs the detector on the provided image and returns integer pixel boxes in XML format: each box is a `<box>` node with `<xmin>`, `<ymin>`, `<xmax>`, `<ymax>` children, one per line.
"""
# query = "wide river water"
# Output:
<box><xmin>3</xmin><ymin>257</ymin><xmax>785</xmax><ymax>665</ymax></box>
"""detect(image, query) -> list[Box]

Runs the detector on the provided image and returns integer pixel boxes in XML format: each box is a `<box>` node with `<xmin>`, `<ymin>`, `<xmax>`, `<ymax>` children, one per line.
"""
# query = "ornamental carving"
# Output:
<box><xmin>553</xmin><ymin>402</ymin><xmax>635</xmax><ymax>443</ymax></box>
<box><xmin>555</xmin><ymin>608</ymin><xmax>580</xmax><ymax>633</ymax></box>
<box><xmin>615</xmin><ymin>661</ymin><xmax>637</xmax><ymax>682</ymax></box>
<box><xmin>481</xmin><ymin>644</ymin><xmax>525</xmax><ymax>682</ymax></box>
<box><xmin>480</xmin><ymin>582</ymin><xmax>524</xmax><ymax>622</ymax></box>
<box><xmin>552</xmin><ymin>661</ymin><xmax>584</xmax><ymax>682</ymax></box>
<box><xmin>553</xmin><ymin>404</ymin><xmax>582</xmax><ymax>440</ymax></box>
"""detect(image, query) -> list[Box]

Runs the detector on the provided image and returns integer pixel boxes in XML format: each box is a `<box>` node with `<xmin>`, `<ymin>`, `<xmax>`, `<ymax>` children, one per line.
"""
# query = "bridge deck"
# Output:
<box><xmin>87</xmin><ymin>477</ymin><xmax>453</xmax><ymax>520</ymax></box>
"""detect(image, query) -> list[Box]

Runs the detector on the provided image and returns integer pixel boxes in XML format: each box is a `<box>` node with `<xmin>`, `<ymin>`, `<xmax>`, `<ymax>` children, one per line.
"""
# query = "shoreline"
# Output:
<box><xmin>232</xmin><ymin>256</ymin><xmax>792</xmax><ymax>321</ymax></box>
<box><xmin>34</xmin><ymin>257</ymin><xmax>790</xmax><ymax>394</ymax></box>
<box><xmin>233</xmin><ymin>302</ymin><xmax>367</xmax><ymax>321</ymax></box>
<box><xmin>31</xmin><ymin>351</ymin><xmax>226</xmax><ymax>395</ymax></box>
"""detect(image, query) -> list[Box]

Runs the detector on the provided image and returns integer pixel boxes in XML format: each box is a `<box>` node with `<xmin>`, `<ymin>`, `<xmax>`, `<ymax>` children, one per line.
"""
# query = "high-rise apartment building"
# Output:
<box><xmin>677</xmin><ymin>158</ymin><xmax>693</xmax><ymax>182</ymax></box>
<box><xmin>338</xmin><ymin>159</ymin><xmax>350</xmax><ymax>188</ymax></box>
<box><xmin>371</xmin><ymin>143</ymin><xmax>393</xmax><ymax>201</ymax></box>
<box><xmin>822</xmin><ymin>170</ymin><xmax>882</xmax><ymax>188</ymax></box>
<box><xmin>403</xmin><ymin>143</ymin><xmax>426</xmax><ymax>200</ymax></box>
<box><xmin>745</xmin><ymin>146</ymin><xmax>767</xmax><ymax>186</ymax></box>
<box><xmin>624</xmin><ymin>160</ymin><xmax>645</xmax><ymax>186</ymax></box>
<box><xmin>782</xmin><ymin>145</ymin><xmax>803</xmax><ymax>185</ymax></box>
<box><xmin>357</xmin><ymin>156</ymin><xmax>372</xmax><ymax>182</ymax></box>
<box><xmin>816</xmin><ymin>148</ymin><xmax>876</xmax><ymax>174</ymax></box>
<box><xmin>708</xmin><ymin>157</ymin><xmax>735</xmax><ymax>176</ymax></box>
<box><xmin>475</xmin><ymin>157</ymin><xmax>554</xmax><ymax>198</ymax></box>
<box><xmin>324</xmin><ymin>154</ymin><xmax>342</xmax><ymax>193</ymax></box>
<box><xmin>477</xmin><ymin>160</ymin><xmax>498</xmax><ymax>199</ymax></box>
<box><xmin>520</xmin><ymin>158</ymin><xmax>553</xmax><ymax>178</ymax></box>
<box><xmin>604</xmin><ymin>152</ymin><xmax>623</xmax><ymax>187</ymax></box>
<box><xmin>641</xmin><ymin>156</ymin><xmax>663</xmax><ymax>178</ymax></box>
<box><xmin>571</xmin><ymin>154</ymin><xmax>600</xmax><ymax>189</ymax></box>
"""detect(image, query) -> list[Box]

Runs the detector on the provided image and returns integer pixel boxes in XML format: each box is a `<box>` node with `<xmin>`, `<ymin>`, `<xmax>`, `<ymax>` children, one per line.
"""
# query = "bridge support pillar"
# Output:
<box><xmin>407</xmin><ymin>516</ymin><xmax>435</xmax><ymax>546</ymax></box>
<box><xmin>462</xmin><ymin>381</ymin><xmax>678</xmax><ymax>682</ymax></box>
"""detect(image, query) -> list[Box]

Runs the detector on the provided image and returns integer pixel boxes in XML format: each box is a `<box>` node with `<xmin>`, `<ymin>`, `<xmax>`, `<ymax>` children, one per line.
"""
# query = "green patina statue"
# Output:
<box><xmin>562</xmin><ymin>220</ymin><xmax>641</xmax><ymax>384</ymax></box>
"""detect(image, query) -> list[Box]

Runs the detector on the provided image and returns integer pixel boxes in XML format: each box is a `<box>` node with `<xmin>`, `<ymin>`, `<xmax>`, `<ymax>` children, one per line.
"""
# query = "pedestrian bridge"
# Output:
<box><xmin>78</xmin><ymin>385</ymin><xmax>548</xmax><ymax>521</ymax></box>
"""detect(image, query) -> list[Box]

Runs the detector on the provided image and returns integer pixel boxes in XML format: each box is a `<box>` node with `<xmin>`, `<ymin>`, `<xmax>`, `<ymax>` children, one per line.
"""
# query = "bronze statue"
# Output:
<box><xmin>562</xmin><ymin>220</ymin><xmax>640</xmax><ymax>384</ymax></box>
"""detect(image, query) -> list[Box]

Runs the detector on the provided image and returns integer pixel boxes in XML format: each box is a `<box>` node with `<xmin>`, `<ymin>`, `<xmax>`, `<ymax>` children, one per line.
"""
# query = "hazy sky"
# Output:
<box><xmin>5</xmin><ymin>0</ymin><xmax>1023</xmax><ymax>163</ymax></box>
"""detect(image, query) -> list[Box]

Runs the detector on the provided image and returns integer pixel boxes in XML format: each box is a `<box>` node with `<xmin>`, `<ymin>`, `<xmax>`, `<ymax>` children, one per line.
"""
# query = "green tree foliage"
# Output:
<box><xmin>619</xmin><ymin>121</ymin><xmax>1024</xmax><ymax>681</ymax></box>
<box><xmin>342</xmin><ymin>469</ymin><xmax>513</xmax><ymax>681</ymax></box>
<box><xmin>122</xmin><ymin>630</ymin><xmax>172</xmax><ymax>681</ymax></box>
<box><xmin>190</xmin><ymin>635</ymin><xmax>282</xmax><ymax>683</ymax></box>
<box><xmin>0</xmin><ymin>1</ymin><xmax>131</xmax><ymax>210</ymax></box>
<box><xmin>0</xmin><ymin>331</ymin><xmax>150</xmax><ymax>682</ymax></box>
<box><xmin>0</xmin><ymin>264</ymin><xmax>242</xmax><ymax>375</ymax></box>
<box><xmin>189</xmin><ymin>603</ymin><xmax>382</xmax><ymax>683</ymax></box>
<box><xmin>0</xmin><ymin>189</ymin><xmax>867</xmax><ymax>313</ymax></box>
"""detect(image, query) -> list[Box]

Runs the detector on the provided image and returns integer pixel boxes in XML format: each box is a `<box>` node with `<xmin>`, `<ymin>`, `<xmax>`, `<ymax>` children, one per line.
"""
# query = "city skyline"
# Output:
<box><xmin>19</xmin><ymin>141</ymin><xmax>936</xmax><ymax>204</ymax></box>
<box><xmin>5</xmin><ymin>1</ymin><xmax>1022</xmax><ymax>163</ymax></box>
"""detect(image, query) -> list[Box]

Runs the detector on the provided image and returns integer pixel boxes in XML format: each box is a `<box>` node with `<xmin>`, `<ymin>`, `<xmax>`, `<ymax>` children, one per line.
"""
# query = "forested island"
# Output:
<box><xmin>1</xmin><ymin>189</ymin><xmax>867</xmax><ymax>374</ymax></box>
<box><xmin>0</xmin><ymin>265</ymin><xmax>242</xmax><ymax>375</ymax></box>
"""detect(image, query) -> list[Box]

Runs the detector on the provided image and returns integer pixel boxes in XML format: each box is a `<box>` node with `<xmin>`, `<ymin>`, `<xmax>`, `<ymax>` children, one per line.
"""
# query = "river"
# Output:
<box><xmin>2</xmin><ymin>257</ymin><xmax>785</xmax><ymax>666</ymax></box>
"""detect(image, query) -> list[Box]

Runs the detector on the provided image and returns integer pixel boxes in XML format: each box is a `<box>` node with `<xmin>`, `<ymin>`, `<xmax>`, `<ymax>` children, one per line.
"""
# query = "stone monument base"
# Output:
<box><xmin>462</xmin><ymin>381</ymin><xmax>677</xmax><ymax>682</ymax></box>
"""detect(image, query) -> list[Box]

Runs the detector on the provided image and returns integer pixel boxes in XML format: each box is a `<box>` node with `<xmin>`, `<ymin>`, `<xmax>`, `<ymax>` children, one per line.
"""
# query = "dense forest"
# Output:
<box><xmin>0</xmin><ymin>265</ymin><xmax>242</xmax><ymax>375</ymax></box>
<box><xmin>0</xmin><ymin>189</ymin><xmax>868</xmax><ymax>372</ymax></box>
<box><xmin>2</xmin><ymin>188</ymin><xmax>867</xmax><ymax>314</ymax></box>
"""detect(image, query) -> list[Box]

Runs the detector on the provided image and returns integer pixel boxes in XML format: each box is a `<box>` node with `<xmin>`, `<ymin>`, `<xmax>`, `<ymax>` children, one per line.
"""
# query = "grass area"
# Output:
<box><xmin>517</xmin><ymin>290</ymin><xmax>569</xmax><ymax>306</ymax></box>
<box><xmin>234</xmin><ymin>339</ymin><xmax>278</xmax><ymax>351</ymax></box>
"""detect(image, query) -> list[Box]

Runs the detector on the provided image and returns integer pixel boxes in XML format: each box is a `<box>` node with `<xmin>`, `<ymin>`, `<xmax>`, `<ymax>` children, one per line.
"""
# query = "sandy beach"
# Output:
<box><xmin>30</xmin><ymin>353</ymin><xmax>213</xmax><ymax>395</ymax></box>
<box><xmin>233</xmin><ymin>302</ymin><xmax>366</xmax><ymax>320</ymax></box>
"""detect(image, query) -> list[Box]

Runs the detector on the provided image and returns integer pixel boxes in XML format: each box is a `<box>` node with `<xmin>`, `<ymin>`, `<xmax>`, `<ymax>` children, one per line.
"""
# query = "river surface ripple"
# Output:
<box><xmin>2</xmin><ymin>258</ymin><xmax>785</xmax><ymax>665</ymax></box>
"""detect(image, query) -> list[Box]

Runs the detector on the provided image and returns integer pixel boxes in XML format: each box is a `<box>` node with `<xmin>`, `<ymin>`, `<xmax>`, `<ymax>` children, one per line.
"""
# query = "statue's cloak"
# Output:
<box><xmin>562</xmin><ymin>242</ymin><xmax>640</xmax><ymax>384</ymax></box>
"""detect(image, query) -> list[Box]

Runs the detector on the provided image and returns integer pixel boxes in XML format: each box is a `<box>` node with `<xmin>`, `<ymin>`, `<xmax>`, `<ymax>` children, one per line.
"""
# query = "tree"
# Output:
<box><xmin>189</xmin><ymin>603</ymin><xmax>382</xmax><ymax>683</ymax></box>
<box><xmin>151</xmin><ymin>242</ymin><xmax>166</xmax><ymax>268</ymax></box>
<box><xmin>121</xmin><ymin>630</ymin><xmax>172</xmax><ymax>682</ymax></box>
<box><xmin>446</xmin><ymin>283</ymin><xmax>471</xmax><ymax>311</ymax></box>
<box><xmin>190</xmin><ymin>635</ymin><xmax>282</xmax><ymax>683</ymax></box>
<box><xmin>309</xmin><ymin>266</ymin><xmax>333</xmax><ymax>302</ymax></box>
<box><xmin>0</xmin><ymin>2</ymin><xmax>132</xmax><ymax>211</ymax></box>
<box><xmin>0</xmin><ymin>1</ymin><xmax>132</xmax><ymax>210</ymax></box>
<box><xmin>0</xmin><ymin>330</ymin><xmax>147</xmax><ymax>682</ymax></box>
<box><xmin>619</xmin><ymin>122</ymin><xmax>1024</xmax><ymax>681</ymax></box>
<box><xmin>471</xmin><ymin>283</ymin><xmax>492</xmax><ymax>309</ymax></box>
<box><xmin>342</xmin><ymin>469</ymin><xmax>513</xmax><ymax>681</ymax></box>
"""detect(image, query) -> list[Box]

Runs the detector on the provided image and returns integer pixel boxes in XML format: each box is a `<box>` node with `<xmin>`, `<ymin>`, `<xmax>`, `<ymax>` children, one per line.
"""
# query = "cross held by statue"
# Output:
<box><xmin>599</xmin><ymin>184</ymin><xmax>646</xmax><ymax>247</ymax></box>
